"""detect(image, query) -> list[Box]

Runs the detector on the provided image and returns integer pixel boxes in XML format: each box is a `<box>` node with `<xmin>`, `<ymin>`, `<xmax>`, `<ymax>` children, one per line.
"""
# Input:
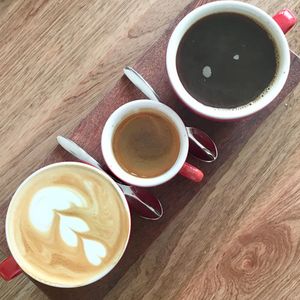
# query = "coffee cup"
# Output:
<box><xmin>166</xmin><ymin>1</ymin><xmax>296</xmax><ymax>120</ymax></box>
<box><xmin>0</xmin><ymin>162</ymin><xmax>131</xmax><ymax>287</ymax></box>
<box><xmin>101</xmin><ymin>99</ymin><xmax>204</xmax><ymax>187</ymax></box>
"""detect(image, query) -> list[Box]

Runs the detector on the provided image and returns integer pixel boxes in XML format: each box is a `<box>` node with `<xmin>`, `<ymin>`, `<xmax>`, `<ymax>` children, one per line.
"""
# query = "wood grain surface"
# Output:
<box><xmin>0</xmin><ymin>0</ymin><xmax>300</xmax><ymax>299</ymax></box>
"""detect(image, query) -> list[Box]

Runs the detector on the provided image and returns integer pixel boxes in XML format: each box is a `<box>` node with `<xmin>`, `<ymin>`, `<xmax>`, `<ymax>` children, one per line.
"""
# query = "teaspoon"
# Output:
<box><xmin>57</xmin><ymin>136</ymin><xmax>163</xmax><ymax>220</ymax></box>
<box><xmin>123</xmin><ymin>66</ymin><xmax>218</xmax><ymax>162</ymax></box>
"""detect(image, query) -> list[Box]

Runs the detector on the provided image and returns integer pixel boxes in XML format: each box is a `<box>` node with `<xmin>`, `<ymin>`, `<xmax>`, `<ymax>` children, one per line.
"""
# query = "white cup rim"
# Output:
<box><xmin>166</xmin><ymin>0</ymin><xmax>290</xmax><ymax>120</ymax></box>
<box><xmin>5</xmin><ymin>161</ymin><xmax>131</xmax><ymax>288</ymax></box>
<box><xmin>101</xmin><ymin>100</ymin><xmax>189</xmax><ymax>187</ymax></box>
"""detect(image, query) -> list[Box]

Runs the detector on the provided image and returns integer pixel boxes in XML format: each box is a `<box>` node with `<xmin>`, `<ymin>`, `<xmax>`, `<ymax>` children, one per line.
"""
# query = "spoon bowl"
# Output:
<box><xmin>187</xmin><ymin>127</ymin><xmax>218</xmax><ymax>162</ymax></box>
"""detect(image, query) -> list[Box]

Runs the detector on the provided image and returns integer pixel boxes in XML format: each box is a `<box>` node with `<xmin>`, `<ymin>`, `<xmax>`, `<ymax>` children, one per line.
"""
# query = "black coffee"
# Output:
<box><xmin>176</xmin><ymin>13</ymin><xmax>278</xmax><ymax>108</ymax></box>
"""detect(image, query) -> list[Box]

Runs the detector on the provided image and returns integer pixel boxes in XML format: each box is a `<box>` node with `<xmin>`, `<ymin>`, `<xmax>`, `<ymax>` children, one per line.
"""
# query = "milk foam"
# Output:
<box><xmin>7</xmin><ymin>164</ymin><xmax>130</xmax><ymax>287</ymax></box>
<box><xmin>29</xmin><ymin>186</ymin><xmax>87</xmax><ymax>232</ymax></box>
<box><xmin>83</xmin><ymin>238</ymin><xmax>107</xmax><ymax>265</ymax></box>
<box><xmin>28</xmin><ymin>185</ymin><xmax>107</xmax><ymax>265</ymax></box>
<box><xmin>59</xmin><ymin>214</ymin><xmax>89</xmax><ymax>247</ymax></box>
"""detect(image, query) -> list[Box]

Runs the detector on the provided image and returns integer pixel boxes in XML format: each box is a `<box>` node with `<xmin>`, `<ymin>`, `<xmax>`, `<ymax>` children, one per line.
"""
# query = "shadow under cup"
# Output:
<box><xmin>166</xmin><ymin>1</ymin><xmax>292</xmax><ymax>120</ymax></box>
<box><xmin>101</xmin><ymin>100</ymin><xmax>189</xmax><ymax>187</ymax></box>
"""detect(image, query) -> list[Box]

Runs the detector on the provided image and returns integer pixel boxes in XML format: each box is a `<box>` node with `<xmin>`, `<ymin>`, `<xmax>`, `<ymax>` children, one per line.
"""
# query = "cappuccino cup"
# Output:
<box><xmin>0</xmin><ymin>162</ymin><xmax>131</xmax><ymax>288</ymax></box>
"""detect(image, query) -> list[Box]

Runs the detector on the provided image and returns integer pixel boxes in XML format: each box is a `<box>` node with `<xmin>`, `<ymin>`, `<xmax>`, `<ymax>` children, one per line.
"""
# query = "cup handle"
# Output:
<box><xmin>273</xmin><ymin>9</ymin><xmax>297</xmax><ymax>34</ymax></box>
<box><xmin>0</xmin><ymin>256</ymin><xmax>22</xmax><ymax>281</ymax></box>
<box><xmin>179</xmin><ymin>162</ymin><xmax>204</xmax><ymax>182</ymax></box>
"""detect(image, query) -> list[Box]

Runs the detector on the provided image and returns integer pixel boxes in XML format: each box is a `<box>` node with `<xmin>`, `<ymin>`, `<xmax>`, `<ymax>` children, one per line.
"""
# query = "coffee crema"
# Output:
<box><xmin>112</xmin><ymin>110</ymin><xmax>180</xmax><ymax>178</ymax></box>
<box><xmin>6</xmin><ymin>164</ymin><xmax>130</xmax><ymax>287</ymax></box>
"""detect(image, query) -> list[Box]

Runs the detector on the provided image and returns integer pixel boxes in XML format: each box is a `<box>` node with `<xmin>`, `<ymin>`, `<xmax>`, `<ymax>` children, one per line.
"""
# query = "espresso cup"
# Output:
<box><xmin>0</xmin><ymin>162</ymin><xmax>131</xmax><ymax>287</ymax></box>
<box><xmin>101</xmin><ymin>100</ymin><xmax>203</xmax><ymax>187</ymax></box>
<box><xmin>166</xmin><ymin>1</ymin><xmax>296</xmax><ymax>120</ymax></box>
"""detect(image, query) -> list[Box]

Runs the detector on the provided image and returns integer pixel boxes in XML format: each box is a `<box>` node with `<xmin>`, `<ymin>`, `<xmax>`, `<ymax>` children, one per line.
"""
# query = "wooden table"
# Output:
<box><xmin>1</xmin><ymin>0</ymin><xmax>300</xmax><ymax>299</ymax></box>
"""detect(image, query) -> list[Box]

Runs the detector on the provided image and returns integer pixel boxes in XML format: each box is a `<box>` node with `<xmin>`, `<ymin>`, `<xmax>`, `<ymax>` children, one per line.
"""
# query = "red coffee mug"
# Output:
<box><xmin>166</xmin><ymin>2</ymin><xmax>297</xmax><ymax>121</ymax></box>
<box><xmin>0</xmin><ymin>256</ymin><xmax>22</xmax><ymax>281</ymax></box>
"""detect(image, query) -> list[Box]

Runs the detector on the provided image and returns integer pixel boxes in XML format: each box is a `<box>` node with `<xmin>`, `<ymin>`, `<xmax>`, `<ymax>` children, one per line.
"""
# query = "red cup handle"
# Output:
<box><xmin>273</xmin><ymin>9</ymin><xmax>297</xmax><ymax>34</ymax></box>
<box><xmin>0</xmin><ymin>256</ymin><xmax>22</xmax><ymax>281</ymax></box>
<box><xmin>179</xmin><ymin>162</ymin><xmax>204</xmax><ymax>182</ymax></box>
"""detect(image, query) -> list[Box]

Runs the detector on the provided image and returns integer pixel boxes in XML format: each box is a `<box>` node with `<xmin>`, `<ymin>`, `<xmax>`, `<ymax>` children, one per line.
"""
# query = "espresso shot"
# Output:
<box><xmin>176</xmin><ymin>13</ymin><xmax>278</xmax><ymax>108</ymax></box>
<box><xmin>112</xmin><ymin>111</ymin><xmax>180</xmax><ymax>178</ymax></box>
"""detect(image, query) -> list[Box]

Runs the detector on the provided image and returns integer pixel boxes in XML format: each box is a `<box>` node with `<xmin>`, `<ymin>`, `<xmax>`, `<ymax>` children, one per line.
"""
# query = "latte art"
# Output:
<box><xmin>6</xmin><ymin>163</ymin><xmax>130</xmax><ymax>287</ymax></box>
<box><xmin>29</xmin><ymin>186</ymin><xmax>107</xmax><ymax>265</ymax></box>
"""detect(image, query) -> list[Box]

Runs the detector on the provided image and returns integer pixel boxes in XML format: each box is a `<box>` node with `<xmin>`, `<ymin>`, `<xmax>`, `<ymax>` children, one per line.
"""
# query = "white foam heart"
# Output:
<box><xmin>82</xmin><ymin>239</ymin><xmax>107</xmax><ymax>266</ymax></box>
<box><xmin>59</xmin><ymin>221</ymin><xmax>78</xmax><ymax>247</ymax></box>
<box><xmin>59</xmin><ymin>215</ymin><xmax>90</xmax><ymax>247</ymax></box>
<box><xmin>29</xmin><ymin>186</ymin><xmax>86</xmax><ymax>232</ymax></box>
<box><xmin>29</xmin><ymin>185</ymin><xmax>107</xmax><ymax>265</ymax></box>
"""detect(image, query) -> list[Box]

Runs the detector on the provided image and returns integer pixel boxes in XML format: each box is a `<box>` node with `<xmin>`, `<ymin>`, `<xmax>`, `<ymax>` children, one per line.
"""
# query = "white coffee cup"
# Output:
<box><xmin>1</xmin><ymin>162</ymin><xmax>131</xmax><ymax>287</ymax></box>
<box><xmin>101</xmin><ymin>99</ymin><xmax>203</xmax><ymax>187</ymax></box>
<box><xmin>166</xmin><ymin>1</ymin><xmax>296</xmax><ymax>121</ymax></box>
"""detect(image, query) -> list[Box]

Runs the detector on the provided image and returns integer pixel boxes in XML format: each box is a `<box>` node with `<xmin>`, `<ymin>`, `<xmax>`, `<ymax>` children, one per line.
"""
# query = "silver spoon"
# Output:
<box><xmin>123</xmin><ymin>66</ymin><xmax>218</xmax><ymax>162</ymax></box>
<box><xmin>57</xmin><ymin>136</ymin><xmax>163</xmax><ymax>220</ymax></box>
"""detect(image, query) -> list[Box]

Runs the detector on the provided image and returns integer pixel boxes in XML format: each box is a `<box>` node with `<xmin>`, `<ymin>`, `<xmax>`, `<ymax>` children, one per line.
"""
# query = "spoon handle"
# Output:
<box><xmin>124</xmin><ymin>66</ymin><xmax>161</xmax><ymax>102</ymax></box>
<box><xmin>57</xmin><ymin>136</ymin><xmax>102</xmax><ymax>170</ymax></box>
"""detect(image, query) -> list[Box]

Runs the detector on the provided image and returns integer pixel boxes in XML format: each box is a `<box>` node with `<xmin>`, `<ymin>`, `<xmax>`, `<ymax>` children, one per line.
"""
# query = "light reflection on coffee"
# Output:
<box><xmin>6</xmin><ymin>164</ymin><xmax>130</xmax><ymax>287</ymax></box>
